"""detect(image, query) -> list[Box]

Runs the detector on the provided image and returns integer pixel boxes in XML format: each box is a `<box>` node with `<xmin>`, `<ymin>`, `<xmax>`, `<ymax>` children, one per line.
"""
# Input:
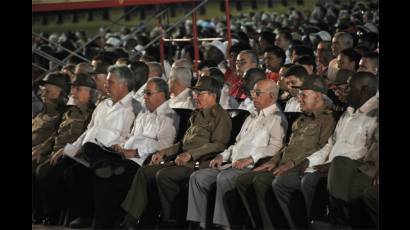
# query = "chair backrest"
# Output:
<box><xmin>284</xmin><ymin>112</ymin><xmax>302</xmax><ymax>144</ymax></box>
<box><xmin>173</xmin><ymin>108</ymin><xmax>194</xmax><ymax>143</ymax></box>
<box><xmin>227</xmin><ymin>109</ymin><xmax>250</xmax><ymax>146</ymax></box>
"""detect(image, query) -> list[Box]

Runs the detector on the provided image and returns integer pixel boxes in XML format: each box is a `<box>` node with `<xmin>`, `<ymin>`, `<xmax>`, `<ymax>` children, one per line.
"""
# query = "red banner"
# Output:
<box><xmin>32</xmin><ymin>0</ymin><xmax>198</xmax><ymax>12</ymax></box>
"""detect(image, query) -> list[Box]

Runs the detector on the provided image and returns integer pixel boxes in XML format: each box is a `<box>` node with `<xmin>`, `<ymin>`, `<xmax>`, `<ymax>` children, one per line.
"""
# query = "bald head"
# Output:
<box><xmin>252</xmin><ymin>79</ymin><xmax>278</xmax><ymax>111</ymax></box>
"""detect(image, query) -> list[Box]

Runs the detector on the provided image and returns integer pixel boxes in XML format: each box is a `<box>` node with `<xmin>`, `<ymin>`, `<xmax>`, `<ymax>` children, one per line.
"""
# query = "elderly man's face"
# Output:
<box><xmin>192</xmin><ymin>90</ymin><xmax>215</xmax><ymax>110</ymax></box>
<box><xmin>144</xmin><ymin>82</ymin><xmax>166</xmax><ymax>113</ymax></box>
<box><xmin>71</xmin><ymin>86</ymin><xmax>91</xmax><ymax>106</ymax></box>
<box><xmin>251</xmin><ymin>81</ymin><xmax>275</xmax><ymax>112</ymax></box>
<box><xmin>41</xmin><ymin>83</ymin><xmax>62</xmax><ymax>103</ymax></box>
<box><xmin>105</xmin><ymin>73</ymin><xmax>127</xmax><ymax>103</ymax></box>
<box><xmin>298</xmin><ymin>89</ymin><xmax>319</xmax><ymax>112</ymax></box>
<box><xmin>236</xmin><ymin>53</ymin><xmax>257</xmax><ymax>77</ymax></box>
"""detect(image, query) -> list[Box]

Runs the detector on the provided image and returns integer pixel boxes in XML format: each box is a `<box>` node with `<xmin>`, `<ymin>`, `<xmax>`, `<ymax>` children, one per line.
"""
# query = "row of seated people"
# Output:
<box><xmin>32</xmin><ymin>64</ymin><xmax>378</xmax><ymax>230</ymax></box>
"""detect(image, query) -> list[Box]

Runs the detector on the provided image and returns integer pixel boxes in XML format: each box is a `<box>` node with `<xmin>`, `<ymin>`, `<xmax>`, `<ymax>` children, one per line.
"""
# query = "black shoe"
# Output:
<box><xmin>70</xmin><ymin>217</ymin><xmax>92</xmax><ymax>228</ymax></box>
<box><xmin>118</xmin><ymin>214</ymin><xmax>140</xmax><ymax>230</ymax></box>
<box><xmin>95</xmin><ymin>164</ymin><xmax>125</xmax><ymax>179</ymax></box>
<box><xmin>42</xmin><ymin>215</ymin><xmax>58</xmax><ymax>226</ymax></box>
<box><xmin>311</xmin><ymin>220</ymin><xmax>352</xmax><ymax>230</ymax></box>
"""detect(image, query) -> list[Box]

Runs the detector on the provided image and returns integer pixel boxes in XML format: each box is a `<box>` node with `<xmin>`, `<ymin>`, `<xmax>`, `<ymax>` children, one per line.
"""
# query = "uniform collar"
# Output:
<box><xmin>305</xmin><ymin>104</ymin><xmax>328</xmax><ymax>119</ymax></box>
<box><xmin>43</xmin><ymin>101</ymin><xmax>59</xmax><ymax>114</ymax></box>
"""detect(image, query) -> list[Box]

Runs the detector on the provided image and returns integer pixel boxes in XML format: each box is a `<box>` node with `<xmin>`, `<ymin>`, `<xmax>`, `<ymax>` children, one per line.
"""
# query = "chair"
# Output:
<box><xmin>173</xmin><ymin>108</ymin><xmax>194</xmax><ymax>143</ymax></box>
<box><xmin>227</xmin><ymin>109</ymin><xmax>250</xmax><ymax>146</ymax></box>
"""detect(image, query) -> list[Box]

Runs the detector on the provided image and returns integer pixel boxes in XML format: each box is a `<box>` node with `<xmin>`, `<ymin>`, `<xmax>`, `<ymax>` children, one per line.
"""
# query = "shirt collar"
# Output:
<box><xmin>172</xmin><ymin>88</ymin><xmax>191</xmax><ymax>101</ymax></box>
<box><xmin>347</xmin><ymin>95</ymin><xmax>379</xmax><ymax>115</ymax></box>
<box><xmin>253</xmin><ymin>103</ymin><xmax>277</xmax><ymax>117</ymax></box>
<box><xmin>150</xmin><ymin>100</ymin><xmax>170</xmax><ymax>116</ymax></box>
<box><xmin>107</xmin><ymin>91</ymin><xmax>134</xmax><ymax>107</ymax></box>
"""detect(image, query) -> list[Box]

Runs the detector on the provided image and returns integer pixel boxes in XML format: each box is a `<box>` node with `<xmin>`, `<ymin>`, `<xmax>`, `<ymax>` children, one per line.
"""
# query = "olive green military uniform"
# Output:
<box><xmin>32</xmin><ymin>101</ymin><xmax>65</xmax><ymax>148</ymax></box>
<box><xmin>121</xmin><ymin>103</ymin><xmax>232</xmax><ymax>222</ymax></box>
<box><xmin>236</xmin><ymin>105</ymin><xmax>336</xmax><ymax>229</ymax></box>
<box><xmin>35</xmin><ymin>104</ymin><xmax>94</xmax><ymax>163</ymax></box>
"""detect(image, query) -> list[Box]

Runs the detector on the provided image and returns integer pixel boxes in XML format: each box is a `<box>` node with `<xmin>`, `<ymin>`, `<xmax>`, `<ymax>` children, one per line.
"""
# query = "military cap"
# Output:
<box><xmin>191</xmin><ymin>76</ymin><xmax>220</xmax><ymax>92</ymax></box>
<box><xmin>299</xmin><ymin>75</ymin><xmax>328</xmax><ymax>94</ymax></box>
<box><xmin>72</xmin><ymin>73</ymin><xmax>96</xmax><ymax>89</ymax></box>
<box><xmin>333</xmin><ymin>69</ymin><xmax>355</xmax><ymax>86</ymax></box>
<box><xmin>40</xmin><ymin>72</ymin><xmax>71</xmax><ymax>94</ymax></box>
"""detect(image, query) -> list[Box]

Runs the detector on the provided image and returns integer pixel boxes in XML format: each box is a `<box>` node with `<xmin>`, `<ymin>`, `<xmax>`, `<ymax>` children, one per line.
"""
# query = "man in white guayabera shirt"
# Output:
<box><xmin>60</xmin><ymin>65</ymin><xmax>136</xmax><ymax>229</ymax></box>
<box><xmin>187</xmin><ymin>79</ymin><xmax>287</xmax><ymax>229</ymax></box>
<box><xmin>86</xmin><ymin>77</ymin><xmax>180</xmax><ymax>229</ymax></box>
<box><xmin>168</xmin><ymin>66</ymin><xmax>195</xmax><ymax>110</ymax></box>
<box><xmin>300</xmin><ymin>71</ymin><xmax>379</xmax><ymax>229</ymax></box>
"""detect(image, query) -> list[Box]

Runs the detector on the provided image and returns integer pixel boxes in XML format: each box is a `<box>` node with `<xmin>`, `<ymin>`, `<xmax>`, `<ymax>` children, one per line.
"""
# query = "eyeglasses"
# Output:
<box><xmin>143</xmin><ymin>90</ymin><xmax>160</xmax><ymax>97</ymax></box>
<box><xmin>250</xmin><ymin>90</ymin><xmax>271</xmax><ymax>97</ymax></box>
<box><xmin>192</xmin><ymin>90</ymin><xmax>209</xmax><ymax>96</ymax></box>
<box><xmin>236</xmin><ymin>60</ymin><xmax>248</xmax><ymax>66</ymax></box>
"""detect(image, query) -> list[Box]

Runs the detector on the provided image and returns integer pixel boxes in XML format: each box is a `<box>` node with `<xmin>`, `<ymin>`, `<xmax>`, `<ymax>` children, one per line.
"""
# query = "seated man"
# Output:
<box><xmin>235</xmin><ymin>75</ymin><xmax>336</xmax><ymax>229</ymax></box>
<box><xmin>33</xmin><ymin>73</ymin><xmax>93</xmax><ymax>225</ymax></box>
<box><xmin>32</xmin><ymin>72</ymin><xmax>70</xmax><ymax>148</ymax></box>
<box><xmin>168</xmin><ymin>66</ymin><xmax>195</xmax><ymax>110</ymax></box>
<box><xmin>47</xmin><ymin>65</ymin><xmax>136</xmax><ymax>228</ymax></box>
<box><xmin>87</xmin><ymin>77</ymin><xmax>180</xmax><ymax>229</ymax></box>
<box><xmin>301</xmin><ymin>71</ymin><xmax>378</xmax><ymax>229</ymax></box>
<box><xmin>187</xmin><ymin>79</ymin><xmax>287</xmax><ymax>229</ymax></box>
<box><xmin>121</xmin><ymin>77</ymin><xmax>232</xmax><ymax>228</ymax></box>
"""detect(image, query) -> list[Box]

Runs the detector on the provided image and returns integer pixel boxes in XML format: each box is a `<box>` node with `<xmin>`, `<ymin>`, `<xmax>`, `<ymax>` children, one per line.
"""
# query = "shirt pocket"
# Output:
<box><xmin>142</xmin><ymin>118</ymin><xmax>160</xmax><ymax>140</ymax></box>
<box><xmin>300</xmin><ymin>123</ymin><xmax>320</xmax><ymax>148</ymax></box>
<box><xmin>69</xmin><ymin>119</ymin><xmax>87</xmax><ymax>136</ymax></box>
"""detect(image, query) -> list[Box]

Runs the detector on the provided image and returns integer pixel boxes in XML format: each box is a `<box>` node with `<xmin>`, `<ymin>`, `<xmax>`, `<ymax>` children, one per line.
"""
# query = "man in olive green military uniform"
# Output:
<box><xmin>236</xmin><ymin>75</ymin><xmax>336</xmax><ymax>229</ymax></box>
<box><xmin>121</xmin><ymin>77</ymin><xmax>232</xmax><ymax>228</ymax></box>
<box><xmin>32</xmin><ymin>72</ymin><xmax>71</xmax><ymax>224</ymax></box>
<box><xmin>33</xmin><ymin>74</ymin><xmax>96</xmax><ymax>225</ymax></box>
<box><xmin>32</xmin><ymin>72</ymin><xmax>70</xmax><ymax>148</ymax></box>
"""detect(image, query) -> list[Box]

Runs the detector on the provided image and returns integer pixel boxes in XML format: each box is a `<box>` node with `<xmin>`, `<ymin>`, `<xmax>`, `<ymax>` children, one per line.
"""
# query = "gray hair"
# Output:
<box><xmin>147</xmin><ymin>61</ymin><xmax>162</xmax><ymax>78</ymax></box>
<box><xmin>334</xmin><ymin>32</ymin><xmax>354</xmax><ymax>49</ymax></box>
<box><xmin>107</xmin><ymin>64</ymin><xmax>136</xmax><ymax>92</ymax></box>
<box><xmin>147</xmin><ymin>77</ymin><xmax>170</xmax><ymax>100</ymax></box>
<box><xmin>169</xmin><ymin>67</ymin><xmax>192</xmax><ymax>88</ymax></box>
<box><xmin>266</xmin><ymin>80</ymin><xmax>279</xmax><ymax>101</ymax></box>
<box><xmin>172</xmin><ymin>58</ymin><xmax>193</xmax><ymax>70</ymax></box>
<box><xmin>239</xmin><ymin>49</ymin><xmax>259</xmax><ymax>66</ymax></box>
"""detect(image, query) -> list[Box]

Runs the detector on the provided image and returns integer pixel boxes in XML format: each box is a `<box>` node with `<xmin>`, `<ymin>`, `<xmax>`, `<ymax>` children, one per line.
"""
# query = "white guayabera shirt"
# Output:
<box><xmin>220</xmin><ymin>103</ymin><xmax>288</xmax><ymax>168</ymax></box>
<box><xmin>306</xmin><ymin>95</ymin><xmax>379</xmax><ymax>172</ymax></box>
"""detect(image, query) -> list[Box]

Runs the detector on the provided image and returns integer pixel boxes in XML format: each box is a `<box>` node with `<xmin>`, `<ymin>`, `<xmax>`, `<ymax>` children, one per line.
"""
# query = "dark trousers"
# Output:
<box><xmin>156</xmin><ymin>165</ymin><xmax>194</xmax><ymax>223</ymax></box>
<box><xmin>235</xmin><ymin>171</ymin><xmax>288</xmax><ymax>229</ymax></box>
<box><xmin>362</xmin><ymin>185</ymin><xmax>378</xmax><ymax>228</ymax></box>
<box><xmin>327</xmin><ymin>156</ymin><xmax>374</xmax><ymax>227</ymax></box>
<box><xmin>300</xmin><ymin>171</ymin><xmax>328</xmax><ymax>222</ymax></box>
<box><xmin>82</xmin><ymin>142</ymin><xmax>141</xmax><ymax>229</ymax></box>
<box><xmin>121</xmin><ymin>163</ymin><xmax>194</xmax><ymax>226</ymax></box>
<box><xmin>36</xmin><ymin>157</ymin><xmax>77</xmax><ymax>217</ymax></box>
<box><xmin>272</xmin><ymin>170</ymin><xmax>308</xmax><ymax>229</ymax></box>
